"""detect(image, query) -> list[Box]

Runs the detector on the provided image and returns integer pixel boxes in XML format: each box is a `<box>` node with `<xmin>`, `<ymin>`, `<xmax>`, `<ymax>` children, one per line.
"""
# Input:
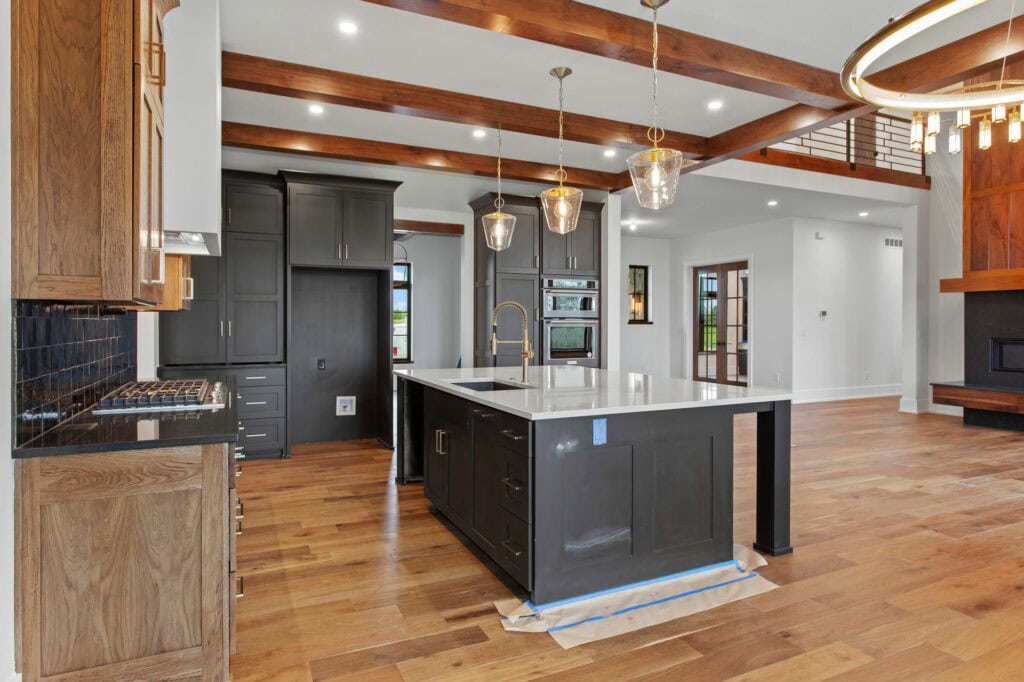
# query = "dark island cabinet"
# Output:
<box><xmin>224</xmin><ymin>172</ymin><xmax>286</xmax><ymax>235</ymax></box>
<box><xmin>542</xmin><ymin>203</ymin><xmax>602</xmax><ymax>277</ymax></box>
<box><xmin>282</xmin><ymin>172</ymin><xmax>400</xmax><ymax>270</ymax></box>
<box><xmin>423</xmin><ymin>388</ymin><xmax>473</xmax><ymax>526</ymax></box>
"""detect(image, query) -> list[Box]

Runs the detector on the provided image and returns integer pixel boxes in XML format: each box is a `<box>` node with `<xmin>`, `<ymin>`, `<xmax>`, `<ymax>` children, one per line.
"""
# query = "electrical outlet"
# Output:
<box><xmin>336</xmin><ymin>396</ymin><xmax>356</xmax><ymax>416</ymax></box>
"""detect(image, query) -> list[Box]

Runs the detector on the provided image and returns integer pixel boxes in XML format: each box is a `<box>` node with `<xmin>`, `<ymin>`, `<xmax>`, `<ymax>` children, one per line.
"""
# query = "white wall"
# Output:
<box><xmin>619</xmin><ymin>236</ymin><xmax>672</xmax><ymax>376</ymax></box>
<box><xmin>672</xmin><ymin>218</ymin><xmax>795</xmax><ymax>389</ymax></box>
<box><xmin>393</xmin><ymin>234</ymin><xmax>462</xmax><ymax>369</ymax></box>
<box><xmin>1</xmin><ymin>0</ymin><xmax>17</xmax><ymax>676</ymax></box>
<box><xmin>791</xmin><ymin>218</ymin><xmax>903</xmax><ymax>401</ymax></box>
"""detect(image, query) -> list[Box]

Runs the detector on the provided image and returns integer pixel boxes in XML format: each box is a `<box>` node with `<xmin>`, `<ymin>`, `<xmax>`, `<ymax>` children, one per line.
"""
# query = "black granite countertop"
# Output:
<box><xmin>13</xmin><ymin>394</ymin><xmax>238</xmax><ymax>458</ymax></box>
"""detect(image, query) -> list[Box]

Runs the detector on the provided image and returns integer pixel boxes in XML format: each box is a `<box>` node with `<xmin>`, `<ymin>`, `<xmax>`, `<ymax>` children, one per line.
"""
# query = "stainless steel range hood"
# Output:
<box><xmin>162</xmin><ymin>0</ymin><xmax>222</xmax><ymax>257</ymax></box>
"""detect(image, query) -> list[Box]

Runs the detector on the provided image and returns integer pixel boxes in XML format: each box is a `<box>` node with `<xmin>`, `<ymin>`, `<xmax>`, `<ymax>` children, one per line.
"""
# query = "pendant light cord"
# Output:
<box><xmin>557</xmin><ymin>76</ymin><xmax>566</xmax><ymax>187</ymax></box>
<box><xmin>495</xmin><ymin>126</ymin><xmax>504</xmax><ymax>211</ymax></box>
<box><xmin>998</xmin><ymin>0</ymin><xmax>1018</xmax><ymax>90</ymax></box>
<box><xmin>651</xmin><ymin>4</ymin><xmax>660</xmax><ymax>147</ymax></box>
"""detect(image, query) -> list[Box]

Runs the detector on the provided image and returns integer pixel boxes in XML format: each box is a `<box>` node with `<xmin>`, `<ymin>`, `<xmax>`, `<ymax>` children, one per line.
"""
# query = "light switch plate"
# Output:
<box><xmin>336</xmin><ymin>396</ymin><xmax>356</xmax><ymax>416</ymax></box>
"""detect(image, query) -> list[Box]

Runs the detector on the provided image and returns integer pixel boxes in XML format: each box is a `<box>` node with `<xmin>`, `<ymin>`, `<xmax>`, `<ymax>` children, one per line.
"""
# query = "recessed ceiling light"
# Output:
<box><xmin>308</xmin><ymin>103</ymin><xmax>324</xmax><ymax>115</ymax></box>
<box><xmin>338</xmin><ymin>21</ymin><xmax>358</xmax><ymax>35</ymax></box>
<box><xmin>472</xmin><ymin>129</ymin><xmax>487</xmax><ymax>139</ymax></box>
<box><xmin>767</xmin><ymin>200</ymin><xmax>779</xmax><ymax>207</ymax></box>
<box><xmin>603</xmin><ymin>149</ymin><xmax>617</xmax><ymax>158</ymax></box>
<box><xmin>707</xmin><ymin>100</ymin><xmax>724</xmax><ymax>111</ymax></box>
<box><xmin>628</xmin><ymin>223</ymin><xmax>638</xmax><ymax>232</ymax></box>
<box><xmin>859</xmin><ymin>211</ymin><xmax>870</xmax><ymax>217</ymax></box>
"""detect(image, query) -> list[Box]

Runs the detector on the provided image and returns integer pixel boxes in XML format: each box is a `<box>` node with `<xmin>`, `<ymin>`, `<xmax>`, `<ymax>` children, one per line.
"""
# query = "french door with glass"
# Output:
<box><xmin>693</xmin><ymin>261</ymin><xmax>749</xmax><ymax>386</ymax></box>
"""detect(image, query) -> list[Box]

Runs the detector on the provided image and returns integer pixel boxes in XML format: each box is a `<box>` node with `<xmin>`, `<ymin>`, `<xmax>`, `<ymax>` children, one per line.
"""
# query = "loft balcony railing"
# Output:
<box><xmin>770</xmin><ymin>113</ymin><xmax>925</xmax><ymax>176</ymax></box>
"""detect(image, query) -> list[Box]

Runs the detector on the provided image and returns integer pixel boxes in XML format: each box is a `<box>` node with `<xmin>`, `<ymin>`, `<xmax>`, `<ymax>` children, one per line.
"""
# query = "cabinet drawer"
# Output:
<box><xmin>426</xmin><ymin>387</ymin><xmax>469</xmax><ymax>429</ymax></box>
<box><xmin>237</xmin><ymin>385</ymin><xmax>285</xmax><ymax>419</ymax></box>
<box><xmin>497</xmin><ymin>413</ymin><xmax>530</xmax><ymax>456</ymax></box>
<box><xmin>239</xmin><ymin>417</ymin><xmax>286</xmax><ymax>454</ymax></box>
<box><xmin>498</xmin><ymin>509</ymin><xmax>532</xmax><ymax>590</ymax></box>
<box><xmin>227</xmin><ymin>366</ymin><xmax>286</xmax><ymax>388</ymax></box>
<box><xmin>499</xmin><ymin>448</ymin><xmax>532</xmax><ymax>524</ymax></box>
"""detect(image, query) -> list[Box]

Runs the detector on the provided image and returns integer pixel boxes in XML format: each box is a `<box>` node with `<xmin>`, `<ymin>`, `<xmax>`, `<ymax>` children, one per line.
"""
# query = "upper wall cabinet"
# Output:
<box><xmin>12</xmin><ymin>0</ymin><xmax>178</xmax><ymax>303</ymax></box>
<box><xmin>282</xmin><ymin>172</ymin><xmax>401</xmax><ymax>271</ymax></box>
<box><xmin>224</xmin><ymin>172</ymin><xmax>286</xmax><ymax>235</ymax></box>
<box><xmin>542</xmin><ymin>203</ymin><xmax>602</xmax><ymax>277</ymax></box>
<box><xmin>470</xmin><ymin>195</ymin><xmax>541</xmax><ymax>275</ymax></box>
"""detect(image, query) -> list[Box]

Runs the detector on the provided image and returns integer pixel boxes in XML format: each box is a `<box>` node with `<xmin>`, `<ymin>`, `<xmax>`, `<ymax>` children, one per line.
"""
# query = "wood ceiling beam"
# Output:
<box><xmin>395</xmin><ymin>219</ymin><xmax>464</xmax><ymax>235</ymax></box>
<box><xmin>696</xmin><ymin>15</ymin><xmax>1024</xmax><ymax>170</ymax></box>
<box><xmin>361</xmin><ymin>0</ymin><xmax>850</xmax><ymax>109</ymax></box>
<box><xmin>222</xmin><ymin>52</ymin><xmax>706</xmax><ymax>155</ymax></box>
<box><xmin>222</xmin><ymin>122</ymin><xmax>623</xmax><ymax>191</ymax></box>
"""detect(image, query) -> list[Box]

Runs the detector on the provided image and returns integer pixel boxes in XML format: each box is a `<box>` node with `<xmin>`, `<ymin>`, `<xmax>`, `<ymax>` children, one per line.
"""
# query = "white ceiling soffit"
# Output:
<box><xmin>219</xmin><ymin>0</ymin><xmax>792</xmax><ymax>139</ymax></box>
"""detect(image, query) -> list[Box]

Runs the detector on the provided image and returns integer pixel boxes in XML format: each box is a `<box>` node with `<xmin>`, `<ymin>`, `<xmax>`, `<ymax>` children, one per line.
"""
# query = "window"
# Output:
<box><xmin>393</xmin><ymin>263</ymin><xmax>412</xmax><ymax>363</ymax></box>
<box><xmin>628</xmin><ymin>265</ymin><xmax>651</xmax><ymax>324</ymax></box>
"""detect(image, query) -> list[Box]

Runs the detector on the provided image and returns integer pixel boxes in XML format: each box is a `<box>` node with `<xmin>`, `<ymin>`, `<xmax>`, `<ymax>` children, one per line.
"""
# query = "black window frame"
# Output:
<box><xmin>393</xmin><ymin>262</ymin><xmax>413</xmax><ymax>363</ymax></box>
<box><xmin>628</xmin><ymin>264</ymin><xmax>652</xmax><ymax>324</ymax></box>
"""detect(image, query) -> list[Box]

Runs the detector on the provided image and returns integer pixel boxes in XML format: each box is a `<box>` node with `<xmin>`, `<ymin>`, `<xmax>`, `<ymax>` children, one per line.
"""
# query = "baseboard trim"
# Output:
<box><xmin>792</xmin><ymin>384</ymin><xmax>901</xmax><ymax>405</ymax></box>
<box><xmin>900</xmin><ymin>398</ymin><xmax>925</xmax><ymax>414</ymax></box>
<box><xmin>930</xmin><ymin>403</ymin><xmax>964</xmax><ymax>417</ymax></box>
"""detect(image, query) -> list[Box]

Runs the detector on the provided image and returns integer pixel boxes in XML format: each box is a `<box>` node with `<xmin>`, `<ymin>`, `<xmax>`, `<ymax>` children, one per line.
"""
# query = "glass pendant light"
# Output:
<box><xmin>481</xmin><ymin>128</ymin><xmax>517</xmax><ymax>251</ymax></box>
<box><xmin>1010</xmin><ymin>107</ymin><xmax>1022</xmax><ymax>143</ymax></box>
<box><xmin>979</xmin><ymin>116</ymin><xmax>993</xmax><ymax>150</ymax></box>
<box><xmin>956</xmin><ymin>107</ymin><xmax>972</xmax><ymax>128</ymax></box>
<box><xmin>993</xmin><ymin>103</ymin><xmax>1008</xmax><ymax>123</ymax></box>
<box><xmin>926</xmin><ymin>111</ymin><xmax>941</xmax><ymax>137</ymax></box>
<box><xmin>924</xmin><ymin>131</ymin><xmax>937</xmax><ymax>155</ymax></box>
<box><xmin>539</xmin><ymin>67</ymin><xmax>583</xmax><ymax>235</ymax></box>
<box><xmin>948</xmin><ymin>125</ymin><xmax>962</xmax><ymax>155</ymax></box>
<box><xmin>627</xmin><ymin>0</ymin><xmax>692</xmax><ymax>209</ymax></box>
<box><xmin>910</xmin><ymin>113</ymin><xmax>925</xmax><ymax>152</ymax></box>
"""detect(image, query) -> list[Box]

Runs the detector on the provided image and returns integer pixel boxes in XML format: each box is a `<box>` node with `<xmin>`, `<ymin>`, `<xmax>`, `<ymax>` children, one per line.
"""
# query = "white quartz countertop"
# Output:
<box><xmin>394</xmin><ymin>366</ymin><xmax>792</xmax><ymax>420</ymax></box>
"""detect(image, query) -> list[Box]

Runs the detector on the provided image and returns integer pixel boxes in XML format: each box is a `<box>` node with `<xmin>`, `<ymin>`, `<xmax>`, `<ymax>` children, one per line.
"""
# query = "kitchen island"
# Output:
<box><xmin>395</xmin><ymin>366</ymin><xmax>792</xmax><ymax>605</ymax></box>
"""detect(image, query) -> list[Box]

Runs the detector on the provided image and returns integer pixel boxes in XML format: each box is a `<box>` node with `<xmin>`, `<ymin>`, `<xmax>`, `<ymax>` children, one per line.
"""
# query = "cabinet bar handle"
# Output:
<box><xmin>227</xmin><ymin>207</ymin><xmax>232</xmax><ymax>225</ymax></box>
<box><xmin>440</xmin><ymin>430</ymin><xmax>448</xmax><ymax>455</ymax></box>
<box><xmin>235</xmin><ymin>464</ymin><xmax>243</xmax><ymax>477</ymax></box>
<box><xmin>566</xmin><ymin>256</ymin><xmax>571</xmax><ymax>269</ymax></box>
<box><xmin>247</xmin><ymin>433</ymin><xmax>267</xmax><ymax>438</ymax></box>
<box><xmin>345</xmin><ymin>244</ymin><xmax>350</xmax><ymax>260</ymax></box>
<box><xmin>535</xmin><ymin>307</ymin><xmax>540</xmax><ymax>322</ymax></box>
<box><xmin>234</xmin><ymin>451</ymin><xmax>246</xmax><ymax>460</ymax></box>
<box><xmin>500</xmin><ymin>429</ymin><xmax>526</xmax><ymax>442</ymax></box>
<box><xmin>228</xmin><ymin>321</ymin><xmax>232</xmax><ymax>337</ymax></box>
<box><xmin>471</xmin><ymin>408</ymin><xmax>497</xmax><ymax>419</ymax></box>
<box><xmin>434</xmin><ymin>429</ymin><xmax>441</xmax><ymax>453</ymax></box>
<box><xmin>534</xmin><ymin>255</ymin><xmax>539</xmax><ymax>268</ymax></box>
<box><xmin>501</xmin><ymin>540</ymin><xmax>523</xmax><ymax>558</ymax></box>
<box><xmin>337</xmin><ymin>243</ymin><xmax>342</xmax><ymax>259</ymax></box>
<box><xmin>245</xmin><ymin>376</ymin><xmax>267</xmax><ymax>380</ymax></box>
<box><xmin>245</xmin><ymin>401</ymin><xmax>268</xmax><ymax>406</ymax></box>
<box><xmin>235</xmin><ymin>576</ymin><xmax>244</xmax><ymax>599</ymax></box>
<box><xmin>220</xmin><ymin>321</ymin><xmax>224</xmax><ymax>337</ymax></box>
<box><xmin>235</xmin><ymin>501</ymin><xmax>244</xmax><ymax>519</ymax></box>
<box><xmin>182</xmin><ymin>277</ymin><xmax>194</xmax><ymax>301</ymax></box>
<box><xmin>502</xmin><ymin>477</ymin><xmax>525</xmax><ymax>493</ymax></box>
<box><xmin>235</xmin><ymin>520</ymin><xmax>243</xmax><ymax>536</ymax></box>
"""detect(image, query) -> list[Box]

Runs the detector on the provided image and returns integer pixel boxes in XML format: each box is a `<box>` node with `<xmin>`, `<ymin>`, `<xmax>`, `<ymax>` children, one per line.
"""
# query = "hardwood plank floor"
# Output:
<box><xmin>230</xmin><ymin>398</ymin><xmax>1024</xmax><ymax>680</ymax></box>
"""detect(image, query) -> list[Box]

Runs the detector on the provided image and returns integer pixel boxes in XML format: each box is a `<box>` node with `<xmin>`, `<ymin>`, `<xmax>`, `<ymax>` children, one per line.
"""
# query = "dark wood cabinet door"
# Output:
<box><xmin>471</xmin><ymin>414</ymin><xmax>503</xmax><ymax>553</ymax></box>
<box><xmin>226</xmin><ymin>233</ymin><xmax>285</xmax><ymax>363</ymax></box>
<box><xmin>289</xmin><ymin>185</ymin><xmax>344</xmax><ymax>267</ymax></box>
<box><xmin>542</xmin><ymin>228</ymin><xmax>572</xmax><ymax>276</ymax></box>
<box><xmin>342</xmin><ymin>191</ymin><xmax>392</xmax><ymax>269</ymax></box>
<box><xmin>224</xmin><ymin>180</ymin><xmax>284</xmax><ymax>234</ymax></box>
<box><xmin>494</xmin><ymin>274</ymin><xmax>540</xmax><ymax>368</ymax></box>
<box><xmin>571</xmin><ymin>209</ymin><xmax>601</xmax><ymax>277</ymax></box>
<box><xmin>446</xmin><ymin>420</ymin><xmax>473</xmax><ymax>526</ymax></box>
<box><xmin>159</xmin><ymin>255</ymin><xmax>226</xmax><ymax>365</ymax></box>
<box><xmin>495</xmin><ymin>205</ymin><xmax>540</xmax><ymax>274</ymax></box>
<box><xmin>423</xmin><ymin>405</ymin><xmax>448</xmax><ymax>510</ymax></box>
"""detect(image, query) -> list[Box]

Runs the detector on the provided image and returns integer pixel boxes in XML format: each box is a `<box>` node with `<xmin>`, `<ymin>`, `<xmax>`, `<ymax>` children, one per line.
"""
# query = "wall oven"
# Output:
<box><xmin>543</xmin><ymin>319</ymin><xmax>599</xmax><ymax>367</ymax></box>
<box><xmin>543</xmin><ymin>278</ymin><xmax>599</xmax><ymax>319</ymax></box>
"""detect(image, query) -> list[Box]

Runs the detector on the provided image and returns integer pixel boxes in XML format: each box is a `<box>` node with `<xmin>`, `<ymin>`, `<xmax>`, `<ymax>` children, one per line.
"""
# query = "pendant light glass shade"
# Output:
<box><xmin>482</xmin><ymin>128</ymin><xmax>516</xmax><ymax>251</ymax></box>
<box><xmin>539</xmin><ymin>186</ymin><xmax>583</xmax><ymax>235</ymax></box>
<box><xmin>541</xmin><ymin>67</ymin><xmax>582</xmax><ymax>234</ymax></box>
<box><xmin>948</xmin><ymin>125</ymin><xmax>962</xmax><ymax>155</ymax></box>
<box><xmin>923</xmin><ymin>132</ymin><xmax>937</xmax><ymax>155</ymax></box>
<box><xmin>1010</xmin><ymin>108</ymin><xmax>1022</xmax><ymax>143</ymax></box>
<box><xmin>926</xmin><ymin>111</ymin><xmax>941</xmax><ymax>137</ymax></box>
<box><xmin>627</xmin><ymin>147</ymin><xmax>689</xmax><ymax>209</ymax></box>
<box><xmin>979</xmin><ymin>116</ymin><xmax>993</xmax><ymax>150</ymax></box>
<box><xmin>910</xmin><ymin>113</ymin><xmax>925</xmax><ymax>152</ymax></box>
<box><xmin>956</xmin><ymin>107</ymin><xmax>972</xmax><ymax>128</ymax></box>
<box><xmin>629</xmin><ymin>0</ymin><xmax>689</xmax><ymax>210</ymax></box>
<box><xmin>993</xmin><ymin>103</ymin><xmax>1008</xmax><ymax>123</ymax></box>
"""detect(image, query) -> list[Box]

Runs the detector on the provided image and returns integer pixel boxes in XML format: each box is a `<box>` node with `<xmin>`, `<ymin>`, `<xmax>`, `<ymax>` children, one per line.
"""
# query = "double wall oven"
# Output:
<box><xmin>542</xmin><ymin>277</ymin><xmax>599</xmax><ymax>367</ymax></box>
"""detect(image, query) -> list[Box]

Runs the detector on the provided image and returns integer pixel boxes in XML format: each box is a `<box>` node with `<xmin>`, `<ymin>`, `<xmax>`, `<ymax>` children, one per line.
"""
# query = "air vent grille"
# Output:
<box><xmin>885</xmin><ymin>238</ymin><xmax>903</xmax><ymax>248</ymax></box>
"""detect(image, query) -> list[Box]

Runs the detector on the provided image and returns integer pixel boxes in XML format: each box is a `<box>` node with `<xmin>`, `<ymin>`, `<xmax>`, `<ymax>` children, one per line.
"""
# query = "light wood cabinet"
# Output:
<box><xmin>12</xmin><ymin>0</ymin><xmax>178</xmax><ymax>303</ymax></box>
<box><xmin>15</xmin><ymin>444</ymin><xmax>231</xmax><ymax>681</ymax></box>
<box><xmin>127</xmin><ymin>255</ymin><xmax>193</xmax><ymax>312</ymax></box>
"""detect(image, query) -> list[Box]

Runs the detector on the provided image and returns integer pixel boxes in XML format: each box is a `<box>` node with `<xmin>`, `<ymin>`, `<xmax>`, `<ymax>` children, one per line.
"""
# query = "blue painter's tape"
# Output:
<box><xmin>592</xmin><ymin>418</ymin><xmax>607</xmax><ymax>446</ymax></box>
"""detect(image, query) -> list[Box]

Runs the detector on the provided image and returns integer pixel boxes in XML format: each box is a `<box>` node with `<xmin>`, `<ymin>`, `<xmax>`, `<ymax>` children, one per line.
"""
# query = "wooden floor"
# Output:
<box><xmin>231</xmin><ymin>398</ymin><xmax>1024</xmax><ymax>681</ymax></box>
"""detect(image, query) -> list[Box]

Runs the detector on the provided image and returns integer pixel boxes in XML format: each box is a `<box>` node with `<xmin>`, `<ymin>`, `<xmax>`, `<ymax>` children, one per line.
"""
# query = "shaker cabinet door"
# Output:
<box><xmin>341</xmin><ymin>191</ymin><xmax>392</xmax><ymax>269</ymax></box>
<box><xmin>224</xmin><ymin>180</ymin><xmax>284</xmax><ymax>234</ymax></box>
<box><xmin>494</xmin><ymin>275</ymin><xmax>540</xmax><ymax>368</ymax></box>
<box><xmin>571</xmin><ymin>210</ymin><xmax>601</xmax><ymax>277</ymax></box>
<box><xmin>160</xmin><ymin>255</ymin><xmax>226</xmax><ymax>365</ymax></box>
<box><xmin>495</xmin><ymin>206</ymin><xmax>540</xmax><ymax>274</ymax></box>
<box><xmin>542</xmin><ymin>229</ymin><xmax>572</xmax><ymax>276</ymax></box>
<box><xmin>226</xmin><ymin>233</ymin><xmax>285</xmax><ymax>363</ymax></box>
<box><xmin>289</xmin><ymin>185</ymin><xmax>344</xmax><ymax>267</ymax></box>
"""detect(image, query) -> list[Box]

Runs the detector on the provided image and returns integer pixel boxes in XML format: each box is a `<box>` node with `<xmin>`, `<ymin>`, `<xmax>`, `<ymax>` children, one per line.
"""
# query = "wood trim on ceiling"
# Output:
<box><xmin>221</xmin><ymin>52</ymin><xmax>707</xmax><ymax>155</ymax></box>
<box><xmin>736</xmin><ymin>148</ymin><xmax>931</xmax><ymax>190</ymax></box>
<box><xmin>394</xmin><ymin>219</ymin><xmax>464</xmax><ymax>235</ymax></box>
<box><xmin>221</xmin><ymin>122</ymin><xmax>624</xmax><ymax>191</ymax></box>
<box><xmin>359</xmin><ymin>0</ymin><xmax>850</xmax><ymax>109</ymax></box>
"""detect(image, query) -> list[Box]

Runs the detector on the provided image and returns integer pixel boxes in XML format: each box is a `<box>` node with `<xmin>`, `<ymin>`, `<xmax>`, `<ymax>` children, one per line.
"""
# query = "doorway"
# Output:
<box><xmin>693</xmin><ymin>261</ymin><xmax>749</xmax><ymax>386</ymax></box>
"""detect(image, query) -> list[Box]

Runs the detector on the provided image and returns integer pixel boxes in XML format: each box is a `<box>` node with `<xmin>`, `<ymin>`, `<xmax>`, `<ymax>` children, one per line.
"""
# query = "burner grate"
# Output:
<box><xmin>95</xmin><ymin>379</ymin><xmax>221</xmax><ymax>413</ymax></box>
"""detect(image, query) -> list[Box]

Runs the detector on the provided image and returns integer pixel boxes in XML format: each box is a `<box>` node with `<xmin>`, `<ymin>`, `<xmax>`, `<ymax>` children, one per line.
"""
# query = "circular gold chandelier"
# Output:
<box><xmin>841</xmin><ymin>0</ymin><xmax>1022</xmax><ymax>154</ymax></box>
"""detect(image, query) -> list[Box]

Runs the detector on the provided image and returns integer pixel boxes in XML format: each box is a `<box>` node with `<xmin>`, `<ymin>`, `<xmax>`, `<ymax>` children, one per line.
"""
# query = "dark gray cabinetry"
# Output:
<box><xmin>494</xmin><ymin>275</ymin><xmax>540</xmax><ymax>369</ymax></box>
<box><xmin>423</xmin><ymin>388</ymin><xmax>473</xmax><ymax>526</ymax></box>
<box><xmin>224</xmin><ymin>172</ymin><xmax>285</xmax><ymax>235</ymax></box>
<box><xmin>283</xmin><ymin>172</ymin><xmax>399</xmax><ymax>271</ymax></box>
<box><xmin>160</xmin><ymin>254</ymin><xmax>226</xmax><ymax>365</ymax></box>
<box><xmin>541</xmin><ymin>203</ymin><xmax>601</xmax><ymax>277</ymax></box>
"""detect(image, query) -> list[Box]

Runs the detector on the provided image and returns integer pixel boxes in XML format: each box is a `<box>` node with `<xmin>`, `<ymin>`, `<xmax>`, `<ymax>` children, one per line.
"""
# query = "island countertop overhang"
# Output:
<box><xmin>394</xmin><ymin>366</ymin><xmax>792</xmax><ymax>421</ymax></box>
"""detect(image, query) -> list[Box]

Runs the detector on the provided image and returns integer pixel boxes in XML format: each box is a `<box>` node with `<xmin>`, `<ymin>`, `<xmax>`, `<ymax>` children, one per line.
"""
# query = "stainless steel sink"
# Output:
<box><xmin>451</xmin><ymin>380</ymin><xmax>528</xmax><ymax>392</ymax></box>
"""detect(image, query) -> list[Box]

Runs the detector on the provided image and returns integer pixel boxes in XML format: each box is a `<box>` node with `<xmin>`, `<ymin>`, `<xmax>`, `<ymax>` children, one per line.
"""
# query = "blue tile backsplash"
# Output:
<box><xmin>14</xmin><ymin>302</ymin><xmax>137</xmax><ymax>447</ymax></box>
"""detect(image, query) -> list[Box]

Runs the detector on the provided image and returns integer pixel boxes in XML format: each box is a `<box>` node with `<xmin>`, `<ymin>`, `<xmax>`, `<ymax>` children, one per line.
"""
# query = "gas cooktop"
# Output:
<box><xmin>93</xmin><ymin>379</ymin><xmax>226</xmax><ymax>414</ymax></box>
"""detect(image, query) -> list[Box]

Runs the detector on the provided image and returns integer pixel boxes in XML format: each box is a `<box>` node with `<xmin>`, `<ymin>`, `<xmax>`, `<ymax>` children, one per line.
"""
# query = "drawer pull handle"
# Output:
<box><xmin>245</xmin><ymin>376</ymin><xmax>267</xmax><ymax>380</ymax></box>
<box><xmin>502</xmin><ymin>477</ymin><xmax>525</xmax><ymax>494</ymax></box>
<box><xmin>235</xmin><ymin>576</ymin><xmax>244</xmax><ymax>599</ymax></box>
<box><xmin>235</xmin><ymin>464</ymin><xmax>243</xmax><ymax>478</ymax></box>
<box><xmin>472</xmin><ymin>408</ymin><xmax>498</xmax><ymax>419</ymax></box>
<box><xmin>235</xmin><ymin>502</ymin><xmax>244</xmax><ymax>519</ymax></box>
<box><xmin>247</xmin><ymin>433</ymin><xmax>267</xmax><ymax>438</ymax></box>
<box><xmin>234</xmin><ymin>451</ymin><xmax>246</xmax><ymax>460</ymax></box>
<box><xmin>245</xmin><ymin>401</ymin><xmax>268</xmax><ymax>406</ymax></box>
<box><xmin>501</xmin><ymin>540</ymin><xmax>523</xmax><ymax>558</ymax></box>
<box><xmin>235</xmin><ymin>520</ymin><xmax>243</xmax><ymax>536</ymax></box>
<box><xmin>500</xmin><ymin>429</ymin><xmax>526</xmax><ymax>442</ymax></box>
